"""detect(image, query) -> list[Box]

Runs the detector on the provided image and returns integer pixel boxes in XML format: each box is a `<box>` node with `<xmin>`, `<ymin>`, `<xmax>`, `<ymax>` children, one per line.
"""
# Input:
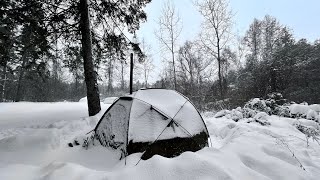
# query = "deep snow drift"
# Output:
<box><xmin>0</xmin><ymin>102</ymin><xmax>320</xmax><ymax>180</ymax></box>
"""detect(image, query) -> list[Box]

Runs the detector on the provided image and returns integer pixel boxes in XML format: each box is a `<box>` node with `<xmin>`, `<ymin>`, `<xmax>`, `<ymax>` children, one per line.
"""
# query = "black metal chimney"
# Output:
<box><xmin>129</xmin><ymin>53</ymin><xmax>133</xmax><ymax>94</ymax></box>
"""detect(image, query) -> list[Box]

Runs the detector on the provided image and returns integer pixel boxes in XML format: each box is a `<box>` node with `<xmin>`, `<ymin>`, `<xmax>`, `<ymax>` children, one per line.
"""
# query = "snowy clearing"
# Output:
<box><xmin>0</xmin><ymin>102</ymin><xmax>320</xmax><ymax>180</ymax></box>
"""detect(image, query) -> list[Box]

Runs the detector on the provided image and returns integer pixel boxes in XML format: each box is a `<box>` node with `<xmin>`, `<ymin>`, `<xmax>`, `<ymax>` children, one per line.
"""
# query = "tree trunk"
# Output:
<box><xmin>270</xmin><ymin>66</ymin><xmax>277</xmax><ymax>92</ymax></box>
<box><xmin>172</xmin><ymin>50</ymin><xmax>177</xmax><ymax>90</ymax></box>
<box><xmin>74</xmin><ymin>73</ymin><xmax>79</xmax><ymax>99</ymax></box>
<box><xmin>218</xmin><ymin>58</ymin><xmax>223</xmax><ymax>98</ymax></box>
<box><xmin>217</xmin><ymin>42</ymin><xmax>223</xmax><ymax>99</ymax></box>
<box><xmin>1</xmin><ymin>63</ymin><xmax>7</xmax><ymax>102</ymax></box>
<box><xmin>15</xmin><ymin>50</ymin><xmax>28</xmax><ymax>102</ymax></box>
<box><xmin>144</xmin><ymin>67</ymin><xmax>148</xmax><ymax>87</ymax></box>
<box><xmin>107</xmin><ymin>59</ymin><xmax>113</xmax><ymax>95</ymax></box>
<box><xmin>121</xmin><ymin>60</ymin><xmax>125</xmax><ymax>90</ymax></box>
<box><xmin>80</xmin><ymin>0</ymin><xmax>101</xmax><ymax>116</ymax></box>
<box><xmin>171</xmin><ymin>28</ymin><xmax>177</xmax><ymax>90</ymax></box>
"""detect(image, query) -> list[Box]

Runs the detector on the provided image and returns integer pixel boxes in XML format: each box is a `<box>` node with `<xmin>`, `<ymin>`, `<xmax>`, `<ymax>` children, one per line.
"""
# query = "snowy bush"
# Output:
<box><xmin>214</xmin><ymin>106</ymin><xmax>271</xmax><ymax>126</ymax></box>
<box><xmin>213</xmin><ymin>95</ymin><xmax>319</xmax><ymax>127</ymax></box>
<box><xmin>266</xmin><ymin>92</ymin><xmax>287</xmax><ymax>105</ymax></box>
<box><xmin>289</xmin><ymin>103</ymin><xmax>320</xmax><ymax>121</ymax></box>
<box><xmin>273</xmin><ymin>105</ymin><xmax>291</xmax><ymax>117</ymax></box>
<box><xmin>307</xmin><ymin>109</ymin><xmax>318</xmax><ymax>121</ymax></box>
<box><xmin>253</xmin><ymin>112</ymin><xmax>271</xmax><ymax>126</ymax></box>
<box><xmin>215</xmin><ymin>108</ymin><xmax>243</xmax><ymax>122</ymax></box>
<box><xmin>294</xmin><ymin>123</ymin><xmax>320</xmax><ymax>146</ymax></box>
<box><xmin>242</xmin><ymin>107</ymin><xmax>257</xmax><ymax>118</ymax></box>
<box><xmin>241</xmin><ymin>112</ymin><xmax>271</xmax><ymax>126</ymax></box>
<box><xmin>294</xmin><ymin>119</ymin><xmax>320</xmax><ymax>131</ymax></box>
<box><xmin>310</xmin><ymin>104</ymin><xmax>320</xmax><ymax>112</ymax></box>
<box><xmin>244</xmin><ymin>98</ymin><xmax>271</xmax><ymax>115</ymax></box>
<box><xmin>289</xmin><ymin>104</ymin><xmax>310</xmax><ymax>118</ymax></box>
<box><xmin>214</xmin><ymin>110</ymin><xmax>228</xmax><ymax>118</ymax></box>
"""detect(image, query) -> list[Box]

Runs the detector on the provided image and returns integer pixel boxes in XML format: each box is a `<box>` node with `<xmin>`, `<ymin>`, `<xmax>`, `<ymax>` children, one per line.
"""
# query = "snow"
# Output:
<box><xmin>79</xmin><ymin>97</ymin><xmax>87</xmax><ymax>102</ymax></box>
<box><xmin>129</xmin><ymin>98</ymin><xmax>206</xmax><ymax>142</ymax></box>
<box><xmin>0</xmin><ymin>102</ymin><xmax>90</xmax><ymax>129</ymax></box>
<box><xmin>289</xmin><ymin>104</ymin><xmax>311</xmax><ymax>116</ymax></box>
<box><xmin>127</xmin><ymin>89</ymin><xmax>207</xmax><ymax>142</ymax></box>
<box><xmin>254</xmin><ymin>112</ymin><xmax>269</xmax><ymax>121</ymax></box>
<box><xmin>133</xmin><ymin>89</ymin><xmax>187</xmax><ymax>118</ymax></box>
<box><xmin>1</xmin><ymin>102</ymin><xmax>320</xmax><ymax>180</ymax></box>
<box><xmin>103</xmin><ymin>97</ymin><xmax>118</xmax><ymax>104</ymax></box>
<box><xmin>307</xmin><ymin>110</ymin><xmax>318</xmax><ymax>120</ymax></box>
<box><xmin>251</xmin><ymin>98</ymin><xmax>262</xmax><ymax>105</ymax></box>
<box><xmin>309</xmin><ymin>104</ymin><xmax>320</xmax><ymax>112</ymax></box>
<box><xmin>289</xmin><ymin>104</ymin><xmax>320</xmax><ymax>121</ymax></box>
<box><xmin>96</xmin><ymin>99</ymin><xmax>131</xmax><ymax>148</ymax></box>
<box><xmin>214</xmin><ymin>109</ymin><xmax>228</xmax><ymax>118</ymax></box>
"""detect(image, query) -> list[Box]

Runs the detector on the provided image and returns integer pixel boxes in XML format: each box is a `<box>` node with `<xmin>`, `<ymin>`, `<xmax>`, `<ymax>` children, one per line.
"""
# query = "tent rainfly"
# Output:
<box><xmin>94</xmin><ymin>89</ymin><xmax>209</xmax><ymax>160</ymax></box>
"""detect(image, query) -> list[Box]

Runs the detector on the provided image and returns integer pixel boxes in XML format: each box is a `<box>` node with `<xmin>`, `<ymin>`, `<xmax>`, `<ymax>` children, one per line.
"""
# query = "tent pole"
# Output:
<box><xmin>130</xmin><ymin>53</ymin><xmax>133</xmax><ymax>94</ymax></box>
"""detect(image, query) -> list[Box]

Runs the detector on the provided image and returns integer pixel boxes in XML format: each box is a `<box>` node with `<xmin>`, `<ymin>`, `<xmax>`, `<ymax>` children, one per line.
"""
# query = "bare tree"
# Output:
<box><xmin>178</xmin><ymin>41</ymin><xmax>211</xmax><ymax>89</ymax></box>
<box><xmin>235</xmin><ymin>33</ymin><xmax>246</xmax><ymax>69</ymax></box>
<box><xmin>155</xmin><ymin>0</ymin><xmax>182</xmax><ymax>90</ymax></box>
<box><xmin>196</xmin><ymin>0</ymin><xmax>233</xmax><ymax>98</ymax></box>
<box><xmin>244</xmin><ymin>18</ymin><xmax>262</xmax><ymax>65</ymax></box>
<box><xmin>140</xmin><ymin>38</ymin><xmax>154</xmax><ymax>87</ymax></box>
<box><xmin>177</xmin><ymin>40</ymin><xmax>212</xmax><ymax>110</ymax></box>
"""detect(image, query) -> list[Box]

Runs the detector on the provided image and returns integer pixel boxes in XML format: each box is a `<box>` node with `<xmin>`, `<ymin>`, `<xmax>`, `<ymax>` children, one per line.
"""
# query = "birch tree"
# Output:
<box><xmin>155</xmin><ymin>0</ymin><xmax>182</xmax><ymax>90</ymax></box>
<box><xmin>196</xmin><ymin>0</ymin><xmax>233</xmax><ymax>98</ymax></box>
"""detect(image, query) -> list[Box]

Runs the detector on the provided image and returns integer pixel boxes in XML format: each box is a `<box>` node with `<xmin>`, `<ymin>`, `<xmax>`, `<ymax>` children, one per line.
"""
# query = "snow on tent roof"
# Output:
<box><xmin>94</xmin><ymin>88</ymin><xmax>209</xmax><ymax>160</ymax></box>
<box><xmin>133</xmin><ymin>89</ymin><xmax>187</xmax><ymax>118</ymax></box>
<box><xmin>128</xmin><ymin>98</ymin><xmax>205</xmax><ymax>142</ymax></box>
<box><xmin>126</xmin><ymin>89</ymin><xmax>207</xmax><ymax>142</ymax></box>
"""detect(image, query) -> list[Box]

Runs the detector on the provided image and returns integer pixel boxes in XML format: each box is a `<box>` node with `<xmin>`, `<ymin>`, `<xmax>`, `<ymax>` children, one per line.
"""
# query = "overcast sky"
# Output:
<box><xmin>136</xmin><ymin>0</ymin><xmax>320</xmax><ymax>83</ymax></box>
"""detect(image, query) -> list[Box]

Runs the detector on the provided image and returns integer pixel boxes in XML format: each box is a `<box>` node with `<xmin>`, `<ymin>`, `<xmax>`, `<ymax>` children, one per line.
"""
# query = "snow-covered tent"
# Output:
<box><xmin>94</xmin><ymin>89</ymin><xmax>209</xmax><ymax>160</ymax></box>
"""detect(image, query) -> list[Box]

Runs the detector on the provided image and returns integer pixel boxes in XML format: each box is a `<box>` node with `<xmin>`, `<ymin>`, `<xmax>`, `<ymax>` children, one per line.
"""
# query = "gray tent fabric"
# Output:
<box><xmin>94</xmin><ymin>89</ymin><xmax>209</xmax><ymax>160</ymax></box>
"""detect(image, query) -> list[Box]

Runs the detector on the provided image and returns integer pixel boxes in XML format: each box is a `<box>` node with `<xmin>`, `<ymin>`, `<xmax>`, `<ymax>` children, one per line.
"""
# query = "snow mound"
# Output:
<box><xmin>1</xmin><ymin>102</ymin><xmax>320</xmax><ymax>180</ymax></box>
<box><xmin>294</xmin><ymin>119</ymin><xmax>320</xmax><ymax>130</ymax></box>
<box><xmin>289</xmin><ymin>104</ymin><xmax>320</xmax><ymax>121</ymax></box>
<box><xmin>0</xmin><ymin>129</ymin><xmax>61</xmax><ymax>151</ymax></box>
<box><xmin>79</xmin><ymin>97</ymin><xmax>87</xmax><ymax>102</ymax></box>
<box><xmin>307</xmin><ymin>110</ymin><xmax>318</xmax><ymax>121</ymax></box>
<box><xmin>215</xmin><ymin>108</ymin><xmax>243</xmax><ymax>121</ymax></box>
<box><xmin>310</xmin><ymin>104</ymin><xmax>320</xmax><ymax>112</ymax></box>
<box><xmin>289</xmin><ymin>104</ymin><xmax>310</xmax><ymax>116</ymax></box>
<box><xmin>103</xmin><ymin>97</ymin><xmax>118</xmax><ymax>104</ymax></box>
<box><xmin>253</xmin><ymin>112</ymin><xmax>271</xmax><ymax>126</ymax></box>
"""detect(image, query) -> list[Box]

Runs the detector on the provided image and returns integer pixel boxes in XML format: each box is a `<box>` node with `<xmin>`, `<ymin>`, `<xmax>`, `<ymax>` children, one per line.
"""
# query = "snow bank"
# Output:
<box><xmin>215</xmin><ymin>97</ymin><xmax>320</xmax><ymax>122</ymax></box>
<box><xmin>1</xmin><ymin>102</ymin><xmax>320</xmax><ymax>180</ymax></box>
<box><xmin>289</xmin><ymin>104</ymin><xmax>310</xmax><ymax>116</ymax></box>
<box><xmin>0</xmin><ymin>102</ymin><xmax>90</xmax><ymax>129</ymax></box>
<box><xmin>103</xmin><ymin>97</ymin><xmax>118</xmax><ymax>104</ymax></box>
<box><xmin>79</xmin><ymin>97</ymin><xmax>87</xmax><ymax>102</ymax></box>
<box><xmin>310</xmin><ymin>104</ymin><xmax>320</xmax><ymax>112</ymax></box>
<box><xmin>0</xmin><ymin>129</ymin><xmax>61</xmax><ymax>151</ymax></box>
<box><xmin>289</xmin><ymin>104</ymin><xmax>320</xmax><ymax>121</ymax></box>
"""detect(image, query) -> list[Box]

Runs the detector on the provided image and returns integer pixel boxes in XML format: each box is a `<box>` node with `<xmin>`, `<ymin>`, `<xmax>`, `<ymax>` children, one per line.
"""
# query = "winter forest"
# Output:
<box><xmin>1</xmin><ymin>0</ymin><xmax>319</xmax><ymax>113</ymax></box>
<box><xmin>1</xmin><ymin>0</ymin><xmax>320</xmax><ymax>179</ymax></box>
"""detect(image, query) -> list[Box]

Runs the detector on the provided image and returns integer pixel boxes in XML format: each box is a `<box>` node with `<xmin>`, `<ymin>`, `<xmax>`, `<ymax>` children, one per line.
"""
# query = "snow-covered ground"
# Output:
<box><xmin>0</xmin><ymin>102</ymin><xmax>320</xmax><ymax>180</ymax></box>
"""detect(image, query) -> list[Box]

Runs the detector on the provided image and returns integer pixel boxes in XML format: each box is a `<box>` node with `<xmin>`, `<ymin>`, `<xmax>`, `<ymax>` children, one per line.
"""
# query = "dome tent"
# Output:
<box><xmin>94</xmin><ymin>88</ymin><xmax>209</xmax><ymax>160</ymax></box>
